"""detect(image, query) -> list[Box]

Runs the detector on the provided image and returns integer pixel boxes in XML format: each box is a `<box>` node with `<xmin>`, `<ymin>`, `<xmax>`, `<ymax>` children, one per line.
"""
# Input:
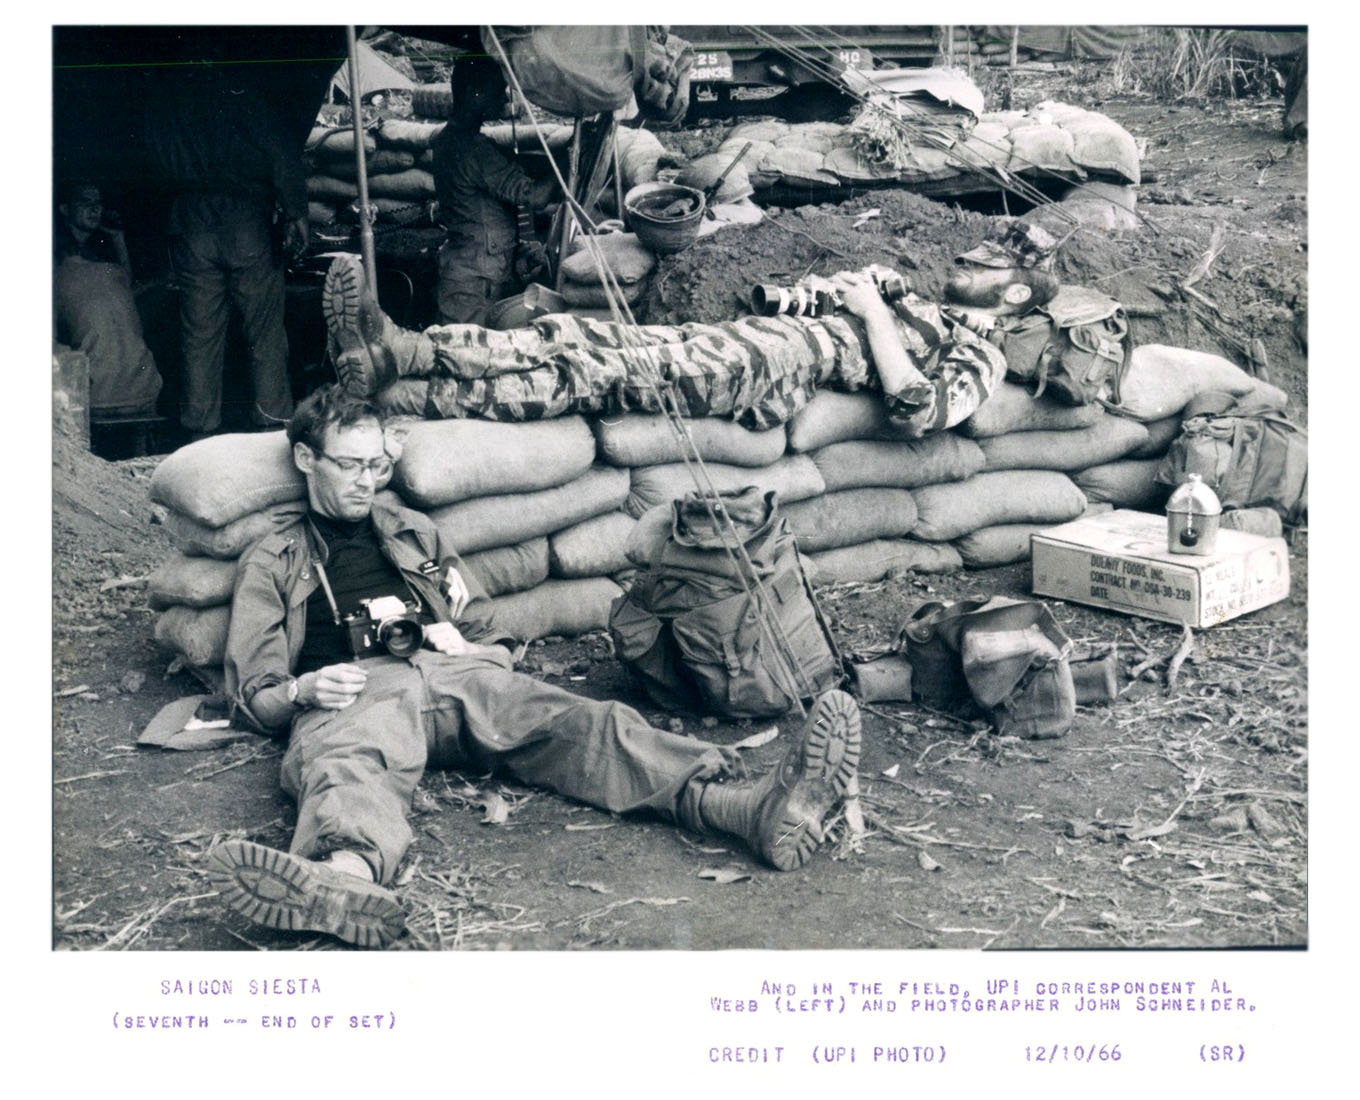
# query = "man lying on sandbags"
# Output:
<box><xmin>206</xmin><ymin>384</ymin><xmax>861</xmax><ymax>948</ymax></box>
<box><xmin>320</xmin><ymin>247</ymin><xmax>1013</xmax><ymax>435</ymax></box>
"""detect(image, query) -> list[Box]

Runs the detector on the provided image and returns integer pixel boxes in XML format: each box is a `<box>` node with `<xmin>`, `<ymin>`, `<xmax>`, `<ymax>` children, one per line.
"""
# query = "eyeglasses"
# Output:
<box><xmin>314</xmin><ymin>447</ymin><xmax>393</xmax><ymax>480</ymax></box>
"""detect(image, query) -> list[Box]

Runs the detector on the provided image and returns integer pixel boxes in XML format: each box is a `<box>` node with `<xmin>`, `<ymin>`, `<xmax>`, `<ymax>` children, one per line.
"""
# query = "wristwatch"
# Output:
<box><xmin>286</xmin><ymin>677</ymin><xmax>302</xmax><ymax>707</ymax></box>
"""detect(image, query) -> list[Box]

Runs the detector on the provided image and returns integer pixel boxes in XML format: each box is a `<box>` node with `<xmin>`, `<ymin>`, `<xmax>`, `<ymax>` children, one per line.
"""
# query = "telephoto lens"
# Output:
<box><xmin>749</xmin><ymin>284</ymin><xmax>838</xmax><ymax>317</ymax></box>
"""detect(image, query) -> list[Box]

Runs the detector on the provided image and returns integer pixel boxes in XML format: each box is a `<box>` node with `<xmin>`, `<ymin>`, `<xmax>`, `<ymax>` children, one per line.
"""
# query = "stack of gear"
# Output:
<box><xmin>609</xmin><ymin>487</ymin><xmax>843</xmax><ymax>717</ymax></box>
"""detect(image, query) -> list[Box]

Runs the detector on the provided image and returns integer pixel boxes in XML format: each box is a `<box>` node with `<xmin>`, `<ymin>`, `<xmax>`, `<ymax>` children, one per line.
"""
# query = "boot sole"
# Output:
<box><xmin>206</xmin><ymin>840</ymin><xmax>405</xmax><ymax>949</ymax></box>
<box><xmin>321</xmin><ymin>255</ymin><xmax>367</xmax><ymax>350</ymax></box>
<box><xmin>765</xmin><ymin>690</ymin><xmax>862</xmax><ymax>871</ymax></box>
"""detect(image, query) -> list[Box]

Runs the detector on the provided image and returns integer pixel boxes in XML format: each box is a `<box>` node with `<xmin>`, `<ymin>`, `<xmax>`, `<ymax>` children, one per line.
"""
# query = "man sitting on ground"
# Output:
<box><xmin>207</xmin><ymin>384</ymin><xmax>861</xmax><ymax>948</ymax></box>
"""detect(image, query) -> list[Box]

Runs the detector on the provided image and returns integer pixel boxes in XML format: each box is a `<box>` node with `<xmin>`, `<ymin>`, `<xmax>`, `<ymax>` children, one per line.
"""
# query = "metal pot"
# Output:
<box><xmin>1166</xmin><ymin>473</ymin><xmax>1222</xmax><ymax>555</ymax></box>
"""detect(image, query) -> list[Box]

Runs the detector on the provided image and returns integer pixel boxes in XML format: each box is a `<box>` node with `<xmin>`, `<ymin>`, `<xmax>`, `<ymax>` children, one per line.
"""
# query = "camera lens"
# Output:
<box><xmin>378</xmin><ymin>616</ymin><xmax>424</xmax><ymax>658</ymax></box>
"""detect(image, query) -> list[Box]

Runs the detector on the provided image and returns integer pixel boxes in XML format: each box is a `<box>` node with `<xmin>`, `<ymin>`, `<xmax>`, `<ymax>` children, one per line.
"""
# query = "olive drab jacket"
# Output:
<box><xmin>224</xmin><ymin>492</ymin><xmax>509</xmax><ymax>734</ymax></box>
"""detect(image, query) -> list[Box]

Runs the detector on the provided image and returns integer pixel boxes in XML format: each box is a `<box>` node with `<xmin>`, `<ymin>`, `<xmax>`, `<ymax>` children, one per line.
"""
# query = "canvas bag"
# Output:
<box><xmin>899</xmin><ymin>596</ymin><xmax>1076</xmax><ymax>739</ymax></box>
<box><xmin>997</xmin><ymin>285</ymin><xmax>1131</xmax><ymax>407</ymax></box>
<box><xmin>609</xmin><ymin>487</ymin><xmax>842</xmax><ymax>717</ymax></box>
<box><xmin>1156</xmin><ymin>392</ymin><xmax>1308</xmax><ymax>525</ymax></box>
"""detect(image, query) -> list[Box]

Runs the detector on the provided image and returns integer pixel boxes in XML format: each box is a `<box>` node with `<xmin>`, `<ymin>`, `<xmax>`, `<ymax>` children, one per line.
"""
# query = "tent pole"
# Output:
<box><xmin>346</xmin><ymin>25</ymin><xmax>377</xmax><ymax>290</ymax></box>
<box><xmin>612</xmin><ymin>127</ymin><xmax>625</xmax><ymax>220</ymax></box>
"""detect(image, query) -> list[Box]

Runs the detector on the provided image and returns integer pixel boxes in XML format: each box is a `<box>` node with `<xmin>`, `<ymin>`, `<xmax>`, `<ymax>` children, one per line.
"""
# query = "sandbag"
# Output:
<box><xmin>803</xmin><ymin>539</ymin><xmax>961</xmax><ymax>585</ymax></box>
<box><xmin>912</xmin><ymin>470</ymin><xmax>1088</xmax><ymax>541</ymax></box>
<box><xmin>1117</xmin><ymin>345</ymin><xmax>1287</xmax><ymax>421</ymax></box>
<box><xmin>786</xmin><ymin>390</ymin><xmax>889</xmax><ymax>452</ymax></box>
<box><xmin>592</xmin><ymin>413</ymin><xmax>787</xmax><ymax>468</ymax></box>
<box><xmin>676</xmin><ymin>152</ymin><xmax>754</xmax><ymax>203</ymax></box>
<box><xmin>696</xmin><ymin>199</ymin><xmax>765</xmax><ymax>237</ymax></box>
<box><xmin>1074</xmin><ymin>458</ymin><xmax>1167</xmax><ymax>509</ymax></box>
<box><xmin>561</xmin><ymin>232</ymin><xmax>656</xmax><ymax>285</ymax></box>
<box><xmin>377</xmin><ymin>118</ymin><xmax>446</xmax><ymax>151</ymax></box>
<box><xmin>148</xmin><ymin>553</ymin><xmax>239</xmax><ymax>611</ymax></box>
<box><xmin>1007</xmin><ymin>123</ymin><xmax>1080</xmax><ymax>174</ymax></box>
<box><xmin>489</xmin><ymin>577</ymin><xmax>623</xmax><ymax>641</ymax></box>
<box><xmin>960</xmin><ymin>380</ymin><xmax>1107</xmax><ymax>438</ymax></box>
<box><xmin>460</xmin><ymin>538</ymin><xmax>550</xmax><ymax>598</ymax></box>
<box><xmin>166</xmin><ymin>502</ymin><xmax>308</xmax><ymax>560</ymax></box>
<box><xmin>977</xmin><ymin>415</ymin><xmax>1149</xmax><ymax>471</ymax></box>
<box><xmin>953</xmin><ymin>121</ymin><xmax>1012</xmax><ymax>170</ymax></box>
<box><xmin>430</xmin><ymin>465</ymin><xmax>630</xmax><ymax>555</ymax></box>
<box><xmin>782</xmin><ymin>489</ymin><xmax>919</xmax><ymax>553</ymax></box>
<box><xmin>392</xmin><ymin>416</ymin><xmax>596</xmax><ymax>508</ymax></box>
<box><xmin>812</xmin><ymin>434</ymin><xmax>985</xmax><ymax>492</ymax></box>
<box><xmin>306</xmin><ymin>175</ymin><xmax>360</xmax><ymax>201</ymax></box>
<box><xmin>150</xmin><ymin>432</ymin><xmax>304</xmax><ymax>528</ymax></box>
<box><xmin>1063</xmin><ymin>113</ymin><xmax>1140</xmax><ymax>184</ymax></box>
<box><xmin>1059</xmin><ymin>181</ymin><xmax>1139</xmax><ymax>231</ymax></box>
<box><xmin>154</xmin><ymin>605</ymin><xmax>231</xmax><ymax>669</ymax></box>
<box><xmin>314</xmin><ymin>148</ymin><xmax>418</xmax><ymax>179</ymax></box>
<box><xmin>365</xmin><ymin>168</ymin><xmax>436</xmax><ymax>200</ymax></box>
<box><xmin>824</xmin><ymin>142</ymin><xmax>904</xmax><ymax>182</ymax></box>
<box><xmin>625</xmin><ymin>455</ymin><xmax>825</xmax><ymax>519</ymax></box>
<box><xmin>615</xmin><ymin>127</ymin><xmax>666</xmax><ymax>190</ymax></box>
<box><xmin>953</xmin><ymin>504</ymin><xmax>1115</xmax><ymax>568</ymax></box>
<box><xmin>559</xmin><ymin>278</ymin><xmax>646</xmax><ymax>308</ymax></box>
<box><xmin>756</xmin><ymin>144</ymin><xmax>838</xmax><ymax>185</ymax></box>
<box><xmin>549</xmin><ymin>511</ymin><xmax>637</xmax><ymax>578</ymax></box>
<box><xmin>305</xmin><ymin>127</ymin><xmax>377</xmax><ymax>156</ymax></box>
<box><xmin>308</xmin><ymin>201</ymin><xmax>338</xmax><ymax>224</ymax></box>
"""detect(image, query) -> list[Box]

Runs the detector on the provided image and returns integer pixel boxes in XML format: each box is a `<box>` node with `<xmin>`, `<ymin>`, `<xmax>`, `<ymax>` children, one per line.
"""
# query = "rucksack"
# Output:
<box><xmin>1156</xmin><ymin>392</ymin><xmax>1308</xmax><ymax>526</ymax></box>
<box><xmin>997</xmin><ymin>285</ymin><xmax>1132</xmax><ymax>407</ymax></box>
<box><xmin>609</xmin><ymin>487</ymin><xmax>843</xmax><ymax>717</ymax></box>
<box><xmin>899</xmin><ymin>596</ymin><xmax>1077</xmax><ymax>739</ymax></box>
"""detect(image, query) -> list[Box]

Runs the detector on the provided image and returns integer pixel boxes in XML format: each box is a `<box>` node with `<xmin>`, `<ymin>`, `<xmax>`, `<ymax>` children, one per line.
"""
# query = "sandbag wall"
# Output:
<box><xmin>304</xmin><ymin>117</ymin><xmax>666</xmax><ymax>232</ymax></box>
<box><xmin>714</xmin><ymin>99</ymin><xmax>1139</xmax><ymax>199</ymax></box>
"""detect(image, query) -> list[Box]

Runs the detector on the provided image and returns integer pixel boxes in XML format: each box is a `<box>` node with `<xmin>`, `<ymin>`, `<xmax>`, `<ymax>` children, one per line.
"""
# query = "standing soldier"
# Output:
<box><xmin>146</xmin><ymin>61</ymin><xmax>307</xmax><ymax>439</ymax></box>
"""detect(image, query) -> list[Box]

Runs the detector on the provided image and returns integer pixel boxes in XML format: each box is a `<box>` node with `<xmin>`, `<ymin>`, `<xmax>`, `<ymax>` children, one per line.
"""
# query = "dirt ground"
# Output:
<box><xmin>51</xmin><ymin>72</ymin><xmax>1307</xmax><ymax>952</ymax></box>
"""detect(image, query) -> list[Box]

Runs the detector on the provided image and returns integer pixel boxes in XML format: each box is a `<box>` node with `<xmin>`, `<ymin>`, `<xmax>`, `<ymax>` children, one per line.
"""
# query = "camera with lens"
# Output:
<box><xmin>343</xmin><ymin>595</ymin><xmax>425</xmax><ymax>659</ymax></box>
<box><xmin>749</xmin><ymin>265</ymin><xmax>909</xmax><ymax>317</ymax></box>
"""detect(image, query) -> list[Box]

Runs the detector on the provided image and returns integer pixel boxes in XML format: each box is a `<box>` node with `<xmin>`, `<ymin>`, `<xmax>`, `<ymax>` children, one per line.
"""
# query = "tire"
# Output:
<box><xmin>411</xmin><ymin>84</ymin><xmax>453</xmax><ymax>119</ymax></box>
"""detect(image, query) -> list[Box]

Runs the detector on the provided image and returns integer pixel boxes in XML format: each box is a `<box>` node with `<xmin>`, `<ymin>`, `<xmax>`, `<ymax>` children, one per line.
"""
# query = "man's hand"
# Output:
<box><xmin>831</xmin><ymin>270</ymin><xmax>893</xmax><ymax>319</ymax></box>
<box><xmin>298</xmin><ymin>663</ymin><xmax>367</xmax><ymax>710</ymax></box>
<box><xmin>444</xmin><ymin>566</ymin><xmax>471</xmax><ymax>620</ymax></box>
<box><xmin>424</xmin><ymin>621</ymin><xmax>476</xmax><ymax>656</ymax></box>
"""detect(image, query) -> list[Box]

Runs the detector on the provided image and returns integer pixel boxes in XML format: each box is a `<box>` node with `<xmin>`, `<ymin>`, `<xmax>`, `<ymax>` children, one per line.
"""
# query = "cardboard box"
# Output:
<box><xmin>1031</xmin><ymin>509</ymin><xmax>1290</xmax><ymax>627</ymax></box>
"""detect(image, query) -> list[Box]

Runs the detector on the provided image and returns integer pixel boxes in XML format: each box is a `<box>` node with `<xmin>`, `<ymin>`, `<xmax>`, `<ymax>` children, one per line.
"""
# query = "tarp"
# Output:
<box><xmin>329</xmin><ymin>39</ymin><xmax>417</xmax><ymax>102</ymax></box>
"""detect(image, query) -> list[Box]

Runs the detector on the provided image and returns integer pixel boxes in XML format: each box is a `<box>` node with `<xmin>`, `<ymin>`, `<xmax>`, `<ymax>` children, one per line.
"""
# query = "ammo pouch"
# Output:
<box><xmin>999</xmin><ymin>285</ymin><xmax>1131</xmax><ymax>407</ymax></box>
<box><xmin>900</xmin><ymin>597</ymin><xmax>1076</xmax><ymax>739</ymax></box>
<box><xmin>1156</xmin><ymin>392</ymin><xmax>1308</xmax><ymax>526</ymax></box>
<box><xmin>609</xmin><ymin>487</ymin><xmax>843</xmax><ymax>718</ymax></box>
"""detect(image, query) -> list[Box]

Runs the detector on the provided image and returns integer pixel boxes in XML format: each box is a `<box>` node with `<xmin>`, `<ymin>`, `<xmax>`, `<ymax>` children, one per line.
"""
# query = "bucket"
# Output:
<box><xmin>623</xmin><ymin>182</ymin><xmax>705</xmax><ymax>254</ymax></box>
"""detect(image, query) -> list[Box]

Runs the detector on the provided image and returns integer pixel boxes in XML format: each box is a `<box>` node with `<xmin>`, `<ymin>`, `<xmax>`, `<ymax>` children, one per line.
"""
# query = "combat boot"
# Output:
<box><xmin>207</xmin><ymin>839</ymin><xmax>406</xmax><ymax>948</ymax></box>
<box><xmin>695</xmin><ymin>690</ymin><xmax>861</xmax><ymax>871</ymax></box>
<box><xmin>322</xmin><ymin>254</ymin><xmax>433</xmax><ymax>396</ymax></box>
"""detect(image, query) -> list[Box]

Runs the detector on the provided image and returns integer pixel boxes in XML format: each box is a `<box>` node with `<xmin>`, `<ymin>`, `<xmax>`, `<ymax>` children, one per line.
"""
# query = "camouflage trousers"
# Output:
<box><xmin>374</xmin><ymin>304</ymin><xmax>1005</xmax><ymax>435</ymax></box>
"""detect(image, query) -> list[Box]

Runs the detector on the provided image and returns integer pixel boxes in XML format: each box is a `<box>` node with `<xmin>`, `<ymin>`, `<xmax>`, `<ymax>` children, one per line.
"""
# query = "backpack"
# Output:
<box><xmin>997</xmin><ymin>285</ymin><xmax>1132</xmax><ymax>407</ymax></box>
<box><xmin>1156</xmin><ymin>392</ymin><xmax>1308</xmax><ymax>526</ymax></box>
<box><xmin>899</xmin><ymin>596</ymin><xmax>1076</xmax><ymax>739</ymax></box>
<box><xmin>609</xmin><ymin>487</ymin><xmax>843</xmax><ymax>717</ymax></box>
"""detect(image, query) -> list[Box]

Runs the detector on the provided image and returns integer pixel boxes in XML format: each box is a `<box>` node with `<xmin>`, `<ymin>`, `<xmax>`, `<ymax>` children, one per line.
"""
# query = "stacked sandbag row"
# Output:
<box><xmin>305</xmin><ymin>116</ymin><xmax>665</xmax><ymax>231</ymax></box>
<box><xmin>714</xmin><ymin>99</ymin><xmax>1139</xmax><ymax>198</ymax></box>
<box><xmin>145</xmin><ymin>344</ymin><xmax>1288</xmax><ymax>674</ymax></box>
<box><xmin>148</xmin><ymin>433</ymin><xmax>310</xmax><ymax>671</ymax></box>
<box><xmin>556</xmin><ymin>231</ymin><xmax>657</xmax><ymax>318</ymax></box>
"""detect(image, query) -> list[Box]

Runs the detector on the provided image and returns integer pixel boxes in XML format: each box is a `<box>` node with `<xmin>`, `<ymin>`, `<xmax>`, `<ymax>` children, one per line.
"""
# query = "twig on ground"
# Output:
<box><xmin>1166</xmin><ymin>626</ymin><xmax>1196</xmax><ymax>691</ymax></box>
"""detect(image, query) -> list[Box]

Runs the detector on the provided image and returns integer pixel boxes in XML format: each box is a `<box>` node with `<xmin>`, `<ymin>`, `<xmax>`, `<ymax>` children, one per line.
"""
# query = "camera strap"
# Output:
<box><xmin>312</xmin><ymin>557</ymin><xmax>344</xmax><ymax>627</ymax></box>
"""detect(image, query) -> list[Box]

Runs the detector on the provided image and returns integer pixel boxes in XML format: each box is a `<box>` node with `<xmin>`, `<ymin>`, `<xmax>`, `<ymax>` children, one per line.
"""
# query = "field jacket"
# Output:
<box><xmin>224</xmin><ymin>493</ymin><xmax>509</xmax><ymax>735</ymax></box>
